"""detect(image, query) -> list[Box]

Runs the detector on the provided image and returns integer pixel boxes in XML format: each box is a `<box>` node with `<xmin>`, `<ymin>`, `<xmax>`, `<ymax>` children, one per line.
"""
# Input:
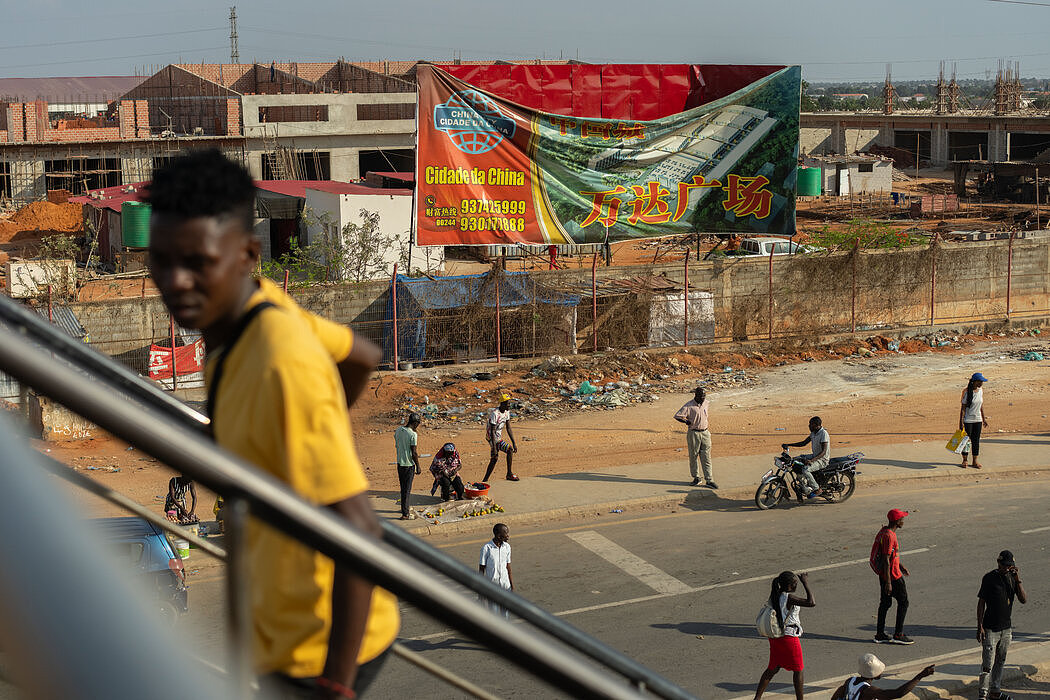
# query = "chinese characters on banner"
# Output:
<box><xmin>415</xmin><ymin>64</ymin><xmax>801</xmax><ymax>246</ymax></box>
<box><xmin>148</xmin><ymin>338</ymin><xmax>205</xmax><ymax>380</ymax></box>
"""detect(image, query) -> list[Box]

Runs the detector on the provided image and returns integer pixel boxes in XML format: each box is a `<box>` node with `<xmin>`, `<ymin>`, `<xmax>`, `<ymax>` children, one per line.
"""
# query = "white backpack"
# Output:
<box><xmin>756</xmin><ymin>601</ymin><xmax>784</xmax><ymax>638</ymax></box>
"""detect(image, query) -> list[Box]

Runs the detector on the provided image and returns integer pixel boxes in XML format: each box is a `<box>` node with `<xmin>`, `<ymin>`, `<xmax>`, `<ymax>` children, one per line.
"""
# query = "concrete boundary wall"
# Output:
<box><xmin>62</xmin><ymin>237</ymin><xmax>1050</xmax><ymax>368</ymax></box>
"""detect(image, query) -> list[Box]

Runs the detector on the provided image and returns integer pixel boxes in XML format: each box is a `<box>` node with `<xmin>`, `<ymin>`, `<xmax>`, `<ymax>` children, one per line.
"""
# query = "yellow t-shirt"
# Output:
<box><xmin>207</xmin><ymin>283</ymin><xmax>399</xmax><ymax>678</ymax></box>
<box><xmin>255</xmin><ymin>277</ymin><xmax>353</xmax><ymax>363</ymax></box>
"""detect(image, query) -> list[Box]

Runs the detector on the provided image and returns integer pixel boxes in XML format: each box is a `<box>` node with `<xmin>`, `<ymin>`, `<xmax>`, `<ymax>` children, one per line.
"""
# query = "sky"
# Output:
<box><xmin>3</xmin><ymin>0</ymin><xmax>1050</xmax><ymax>84</ymax></box>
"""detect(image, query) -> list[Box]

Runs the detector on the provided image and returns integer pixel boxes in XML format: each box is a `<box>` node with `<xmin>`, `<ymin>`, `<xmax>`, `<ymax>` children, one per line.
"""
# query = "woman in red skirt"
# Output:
<box><xmin>755</xmin><ymin>571</ymin><xmax>815</xmax><ymax>700</ymax></box>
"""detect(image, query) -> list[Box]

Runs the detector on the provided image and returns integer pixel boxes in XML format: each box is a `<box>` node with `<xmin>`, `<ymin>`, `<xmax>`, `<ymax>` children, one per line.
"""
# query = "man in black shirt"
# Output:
<box><xmin>977</xmin><ymin>550</ymin><xmax>1027</xmax><ymax>700</ymax></box>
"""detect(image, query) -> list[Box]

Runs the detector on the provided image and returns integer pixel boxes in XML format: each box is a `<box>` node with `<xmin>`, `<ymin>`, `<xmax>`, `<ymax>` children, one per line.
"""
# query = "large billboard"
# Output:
<box><xmin>416</xmin><ymin>63</ymin><xmax>801</xmax><ymax>246</ymax></box>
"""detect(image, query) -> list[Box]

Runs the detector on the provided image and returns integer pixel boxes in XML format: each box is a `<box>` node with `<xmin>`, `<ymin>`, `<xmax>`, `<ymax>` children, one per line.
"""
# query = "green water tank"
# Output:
<box><xmin>797</xmin><ymin>167</ymin><xmax>822</xmax><ymax>196</ymax></box>
<box><xmin>121</xmin><ymin>201</ymin><xmax>151</xmax><ymax>248</ymax></box>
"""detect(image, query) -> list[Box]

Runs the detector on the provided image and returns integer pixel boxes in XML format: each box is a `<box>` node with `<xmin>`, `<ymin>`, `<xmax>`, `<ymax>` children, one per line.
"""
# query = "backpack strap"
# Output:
<box><xmin>206</xmin><ymin>301</ymin><xmax>276</xmax><ymax>434</ymax></box>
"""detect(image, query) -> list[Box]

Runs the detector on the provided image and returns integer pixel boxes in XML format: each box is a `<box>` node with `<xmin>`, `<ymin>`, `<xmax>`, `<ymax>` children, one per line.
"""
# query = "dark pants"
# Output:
<box><xmin>438</xmin><ymin>474</ymin><xmax>465</xmax><ymax>501</ymax></box>
<box><xmin>962</xmin><ymin>421</ymin><xmax>983</xmax><ymax>458</ymax></box>
<box><xmin>396</xmin><ymin>465</ymin><xmax>415</xmax><ymax>517</ymax></box>
<box><xmin>877</xmin><ymin>576</ymin><xmax>909</xmax><ymax>636</ymax></box>
<box><xmin>259</xmin><ymin>648</ymin><xmax>390</xmax><ymax>698</ymax></box>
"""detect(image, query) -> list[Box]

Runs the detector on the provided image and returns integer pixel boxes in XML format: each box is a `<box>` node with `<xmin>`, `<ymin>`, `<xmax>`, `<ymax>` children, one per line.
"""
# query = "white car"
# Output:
<box><xmin>738</xmin><ymin>237</ymin><xmax>813</xmax><ymax>256</ymax></box>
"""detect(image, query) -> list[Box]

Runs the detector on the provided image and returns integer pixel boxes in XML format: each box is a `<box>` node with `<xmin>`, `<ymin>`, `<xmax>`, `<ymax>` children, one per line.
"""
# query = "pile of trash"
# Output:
<box><xmin>387</xmin><ymin>352</ymin><xmax>758</xmax><ymax>426</ymax></box>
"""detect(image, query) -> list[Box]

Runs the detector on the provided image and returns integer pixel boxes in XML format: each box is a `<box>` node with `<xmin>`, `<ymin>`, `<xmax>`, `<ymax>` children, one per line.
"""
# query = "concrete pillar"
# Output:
<box><xmin>831</xmin><ymin>121</ymin><xmax>845</xmax><ymax>153</ymax></box>
<box><xmin>330</xmin><ymin>148</ymin><xmax>359</xmax><ymax>181</ymax></box>
<box><xmin>932</xmin><ymin>122</ymin><xmax>949</xmax><ymax>167</ymax></box>
<box><xmin>11</xmin><ymin>159</ymin><xmax>45</xmax><ymax>202</ymax></box>
<box><xmin>989</xmin><ymin>124</ymin><xmax>1009</xmax><ymax>161</ymax></box>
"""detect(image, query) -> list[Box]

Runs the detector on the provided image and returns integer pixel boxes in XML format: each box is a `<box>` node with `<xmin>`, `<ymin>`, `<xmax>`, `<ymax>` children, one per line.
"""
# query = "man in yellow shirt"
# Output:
<box><xmin>147</xmin><ymin>149</ymin><xmax>398</xmax><ymax>699</ymax></box>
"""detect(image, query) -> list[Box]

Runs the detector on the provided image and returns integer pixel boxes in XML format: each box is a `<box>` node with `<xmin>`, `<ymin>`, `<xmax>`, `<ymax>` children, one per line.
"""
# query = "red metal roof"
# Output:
<box><xmin>0</xmin><ymin>76</ymin><xmax>141</xmax><ymax>103</ymax></box>
<box><xmin>71</xmin><ymin>180</ymin><xmax>409</xmax><ymax>212</ymax></box>
<box><xmin>368</xmin><ymin>171</ymin><xmax>414</xmax><ymax>182</ymax></box>
<box><xmin>69</xmin><ymin>182</ymin><xmax>147</xmax><ymax>212</ymax></box>
<box><xmin>256</xmin><ymin>180</ymin><xmax>411</xmax><ymax>197</ymax></box>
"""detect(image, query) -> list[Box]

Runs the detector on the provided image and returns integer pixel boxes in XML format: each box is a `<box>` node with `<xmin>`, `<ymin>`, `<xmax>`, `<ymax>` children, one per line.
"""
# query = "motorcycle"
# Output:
<box><xmin>754</xmin><ymin>448</ymin><xmax>863</xmax><ymax>510</ymax></box>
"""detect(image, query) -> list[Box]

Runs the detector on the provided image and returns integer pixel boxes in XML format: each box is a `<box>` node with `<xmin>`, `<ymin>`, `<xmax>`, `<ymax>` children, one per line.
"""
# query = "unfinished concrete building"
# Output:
<box><xmin>0</xmin><ymin>61</ymin><xmax>418</xmax><ymax>207</ymax></box>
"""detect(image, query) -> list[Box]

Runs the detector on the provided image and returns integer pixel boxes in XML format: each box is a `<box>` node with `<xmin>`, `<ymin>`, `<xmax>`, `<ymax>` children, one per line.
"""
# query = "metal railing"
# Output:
<box><xmin>0</xmin><ymin>294</ymin><xmax>694</xmax><ymax>700</ymax></box>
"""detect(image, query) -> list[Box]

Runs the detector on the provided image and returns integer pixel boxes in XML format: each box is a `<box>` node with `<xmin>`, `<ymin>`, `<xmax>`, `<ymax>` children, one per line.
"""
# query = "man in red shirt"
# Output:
<box><xmin>870</xmin><ymin>508</ymin><xmax>914</xmax><ymax>645</ymax></box>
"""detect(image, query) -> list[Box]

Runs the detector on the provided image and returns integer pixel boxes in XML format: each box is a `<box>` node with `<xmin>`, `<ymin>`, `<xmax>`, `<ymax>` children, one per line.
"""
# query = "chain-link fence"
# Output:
<box><xmin>3</xmin><ymin>235</ymin><xmax>1048</xmax><ymax>402</ymax></box>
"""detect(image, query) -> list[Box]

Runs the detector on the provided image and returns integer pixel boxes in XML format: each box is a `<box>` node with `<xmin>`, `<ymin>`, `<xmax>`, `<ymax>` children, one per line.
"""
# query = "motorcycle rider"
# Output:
<box><xmin>782</xmin><ymin>416</ymin><xmax>829</xmax><ymax>500</ymax></box>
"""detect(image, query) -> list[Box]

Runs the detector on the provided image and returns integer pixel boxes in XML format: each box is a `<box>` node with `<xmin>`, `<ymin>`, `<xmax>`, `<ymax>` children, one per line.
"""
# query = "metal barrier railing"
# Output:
<box><xmin>0</xmin><ymin>294</ymin><xmax>694</xmax><ymax>700</ymax></box>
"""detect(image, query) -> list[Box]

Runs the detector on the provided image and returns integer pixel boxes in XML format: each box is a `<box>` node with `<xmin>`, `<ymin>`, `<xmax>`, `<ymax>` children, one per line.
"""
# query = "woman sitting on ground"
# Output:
<box><xmin>430</xmin><ymin>443</ymin><xmax>466</xmax><ymax>502</ymax></box>
<box><xmin>164</xmin><ymin>475</ymin><xmax>199</xmax><ymax>524</ymax></box>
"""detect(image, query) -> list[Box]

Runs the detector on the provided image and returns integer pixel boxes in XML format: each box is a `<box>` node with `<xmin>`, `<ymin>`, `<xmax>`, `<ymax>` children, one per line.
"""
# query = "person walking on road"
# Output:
<box><xmin>960</xmin><ymin>372</ymin><xmax>989</xmax><ymax>469</ymax></box>
<box><xmin>977</xmin><ymin>550</ymin><xmax>1027</xmax><ymax>700</ymax></box>
<box><xmin>394</xmin><ymin>413</ymin><xmax>421</xmax><ymax>520</ymax></box>
<box><xmin>830</xmin><ymin>654</ymin><xmax>935</xmax><ymax>699</ymax></box>
<box><xmin>674</xmin><ymin>387</ymin><xmax>716</xmax><ymax>488</ymax></box>
<box><xmin>479</xmin><ymin>523</ymin><xmax>514</xmax><ymax>618</ymax></box>
<box><xmin>870</xmin><ymin>508</ymin><xmax>914</xmax><ymax>645</ymax></box>
<box><xmin>754</xmin><ymin>571</ymin><xmax>815</xmax><ymax>700</ymax></box>
<box><xmin>483</xmin><ymin>394</ymin><xmax>519</xmax><ymax>482</ymax></box>
<box><xmin>781</xmin><ymin>416</ymin><xmax>829</xmax><ymax>499</ymax></box>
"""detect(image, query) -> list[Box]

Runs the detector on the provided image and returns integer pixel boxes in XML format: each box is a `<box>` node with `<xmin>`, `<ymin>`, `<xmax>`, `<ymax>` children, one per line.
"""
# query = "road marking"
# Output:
<box><xmin>404</xmin><ymin>548</ymin><xmax>930</xmax><ymax>642</ymax></box>
<box><xmin>1021</xmin><ymin>525</ymin><xmax>1050</xmax><ymax>534</ymax></box>
<box><xmin>729</xmin><ymin>630</ymin><xmax>1050</xmax><ymax>699</ymax></box>
<box><xmin>566</xmin><ymin>530</ymin><xmax>694</xmax><ymax>595</ymax></box>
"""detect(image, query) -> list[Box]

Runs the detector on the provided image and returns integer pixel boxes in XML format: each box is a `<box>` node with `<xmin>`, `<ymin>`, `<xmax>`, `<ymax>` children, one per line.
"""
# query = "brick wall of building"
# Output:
<box><xmin>226</xmin><ymin>97</ymin><xmax>241</xmax><ymax>135</ymax></box>
<box><xmin>0</xmin><ymin>99</ymin><xmax>148</xmax><ymax>143</ymax></box>
<box><xmin>6</xmin><ymin>104</ymin><xmax>23</xmax><ymax>141</ymax></box>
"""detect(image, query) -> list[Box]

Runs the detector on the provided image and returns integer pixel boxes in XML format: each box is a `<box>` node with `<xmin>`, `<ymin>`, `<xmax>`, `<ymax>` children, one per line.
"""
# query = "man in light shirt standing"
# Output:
<box><xmin>479</xmin><ymin>523</ymin><xmax>514</xmax><ymax>618</ymax></box>
<box><xmin>674</xmin><ymin>387</ymin><xmax>716</xmax><ymax>489</ymax></box>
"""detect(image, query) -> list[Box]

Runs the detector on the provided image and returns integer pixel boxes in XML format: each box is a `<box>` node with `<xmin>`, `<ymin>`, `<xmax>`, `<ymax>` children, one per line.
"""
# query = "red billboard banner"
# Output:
<box><xmin>148</xmin><ymin>338</ymin><xmax>205</xmax><ymax>380</ymax></box>
<box><xmin>416</xmin><ymin>64</ymin><xmax>801</xmax><ymax>246</ymax></box>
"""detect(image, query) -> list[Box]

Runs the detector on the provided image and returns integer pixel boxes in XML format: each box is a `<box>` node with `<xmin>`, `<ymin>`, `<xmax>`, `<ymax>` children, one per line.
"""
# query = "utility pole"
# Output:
<box><xmin>229</xmin><ymin>7</ymin><xmax>240</xmax><ymax>64</ymax></box>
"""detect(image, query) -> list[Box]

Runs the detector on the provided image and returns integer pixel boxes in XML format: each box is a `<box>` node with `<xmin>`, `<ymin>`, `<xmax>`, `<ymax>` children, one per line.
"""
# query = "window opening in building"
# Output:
<box><xmin>1007</xmin><ymin>132</ymin><xmax>1050</xmax><ymax>161</ymax></box>
<box><xmin>358</xmin><ymin>149</ymin><xmax>414</xmax><ymax>178</ymax></box>
<box><xmin>893</xmin><ymin>130</ymin><xmax>931</xmax><ymax>162</ymax></box>
<box><xmin>858</xmin><ymin>162</ymin><xmax>874</xmax><ymax>173</ymax></box>
<box><xmin>356</xmin><ymin>103</ymin><xmax>415</xmax><ymax>121</ymax></box>
<box><xmin>258</xmin><ymin>105</ymin><xmax>329</xmax><ymax>123</ymax></box>
<box><xmin>948</xmin><ymin>132</ymin><xmax>989</xmax><ymax>161</ymax></box>
<box><xmin>0</xmin><ymin>161</ymin><xmax>11</xmax><ymax>200</ymax></box>
<box><xmin>44</xmin><ymin>157</ymin><xmax>122</xmax><ymax>194</ymax></box>
<box><xmin>261</xmin><ymin>151</ymin><xmax>331</xmax><ymax>180</ymax></box>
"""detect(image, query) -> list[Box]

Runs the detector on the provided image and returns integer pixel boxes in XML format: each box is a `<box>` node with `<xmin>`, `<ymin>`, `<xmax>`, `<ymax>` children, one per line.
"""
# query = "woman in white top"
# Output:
<box><xmin>754</xmin><ymin>571</ymin><xmax>815</xmax><ymax>700</ymax></box>
<box><xmin>959</xmin><ymin>372</ymin><xmax>989</xmax><ymax>469</ymax></box>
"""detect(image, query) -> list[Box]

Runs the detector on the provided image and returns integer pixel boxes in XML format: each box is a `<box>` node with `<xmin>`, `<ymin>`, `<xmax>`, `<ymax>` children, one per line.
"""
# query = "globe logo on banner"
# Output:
<box><xmin>433</xmin><ymin>90</ymin><xmax>516</xmax><ymax>155</ymax></box>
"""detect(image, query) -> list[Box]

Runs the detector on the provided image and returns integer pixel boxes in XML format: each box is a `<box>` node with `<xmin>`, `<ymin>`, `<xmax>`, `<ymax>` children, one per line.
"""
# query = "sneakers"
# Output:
<box><xmin>690</xmin><ymin>477</ymin><xmax>701</xmax><ymax>486</ymax></box>
<box><xmin>706</xmin><ymin>481</ymin><xmax>719</xmax><ymax>489</ymax></box>
<box><xmin>873</xmin><ymin>633</ymin><xmax>891</xmax><ymax>643</ymax></box>
<box><xmin>892</xmin><ymin>634</ymin><xmax>915</xmax><ymax>645</ymax></box>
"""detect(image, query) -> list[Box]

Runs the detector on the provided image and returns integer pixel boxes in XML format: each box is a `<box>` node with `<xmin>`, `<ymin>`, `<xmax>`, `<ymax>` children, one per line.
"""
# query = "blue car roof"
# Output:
<box><xmin>90</xmin><ymin>517</ymin><xmax>165</xmax><ymax>539</ymax></box>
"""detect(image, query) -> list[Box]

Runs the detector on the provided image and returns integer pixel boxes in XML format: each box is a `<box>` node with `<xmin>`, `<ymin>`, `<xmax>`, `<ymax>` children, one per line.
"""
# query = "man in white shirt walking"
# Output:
<box><xmin>479</xmin><ymin>523</ymin><xmax>514</xmax><ymax>617</ymax></box>
<box><xmin>674</xmin><ymin>387</ymin><xmax>716</xmax><ymax>488</ymax></box>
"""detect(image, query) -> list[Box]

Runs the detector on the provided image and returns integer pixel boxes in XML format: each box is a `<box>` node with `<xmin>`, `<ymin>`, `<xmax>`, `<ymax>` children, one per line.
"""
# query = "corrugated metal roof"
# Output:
<box><xmin>367</xmin><ymin>171</ymin><xmax>415</xmax><ymax>182</ymax></box>
<box><xmin>256</xmin><ymin>180</ymin><xmax>410</xmax><ymax>198</ymax></box>
<box><xmin>0</xmin><ymin>76</ymin><xmax>141</xmax><ymax>102</ymax></box>
<box><xmin>69</xmin><ymin>182</ymin><xmax>147</xmax><ymax>212</ymax></box>
<box><xmin>35</xmin><ymin>304</ymin><xmax>87</xmax><ymax>339</ymax></box>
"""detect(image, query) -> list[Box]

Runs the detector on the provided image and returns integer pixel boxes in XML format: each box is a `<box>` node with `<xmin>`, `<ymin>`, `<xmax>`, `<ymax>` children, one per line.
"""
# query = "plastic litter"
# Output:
<box><xmin>610</xmin><ymin>509</ymin><xmax>623</xmax><ymax>514</ymax></box>
<box><xmin>722</xmin><ymin>366</ymin><xmax>732</xmax><ymax>373</ymax></box>
<box><xmin>1021</xmin><ymin>351</ymin><xmax>1044</xmax><ymax>361</ymax></box>
<box><xmin>887</xmin><ymin>340</ymin><xmax>900</xmax><ymax>351</ymax></box>
<box><xmin>575</xmin><ymin>380</ymin><xmax>598</xmax><ymax>395</ymax></box>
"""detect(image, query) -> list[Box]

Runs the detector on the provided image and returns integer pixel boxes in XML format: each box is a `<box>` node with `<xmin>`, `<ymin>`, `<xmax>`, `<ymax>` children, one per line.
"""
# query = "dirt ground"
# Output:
<box><xmin>32</xmin><ymin>332</ymin><xmax>1050</xmax><ymax>517</ymax></box>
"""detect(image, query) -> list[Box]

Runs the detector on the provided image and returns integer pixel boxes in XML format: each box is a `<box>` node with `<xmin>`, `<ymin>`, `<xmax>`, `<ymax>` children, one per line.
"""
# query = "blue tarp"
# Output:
<box><xmin>387</xmin><ymin>272</ymin><xmax>579</xmax><ymax>363</ymax></box>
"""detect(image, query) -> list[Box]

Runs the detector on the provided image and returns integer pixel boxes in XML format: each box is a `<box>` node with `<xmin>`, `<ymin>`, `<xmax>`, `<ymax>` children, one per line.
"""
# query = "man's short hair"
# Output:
<box><xmin>145</xmin><ymin>149</ymin><xmax>255</xmax><ymax>233</ymax></box>
<box><xmin>493</xmin><ymin>523</ymin><xmax>507</xmax><ymax>535</ymax></box>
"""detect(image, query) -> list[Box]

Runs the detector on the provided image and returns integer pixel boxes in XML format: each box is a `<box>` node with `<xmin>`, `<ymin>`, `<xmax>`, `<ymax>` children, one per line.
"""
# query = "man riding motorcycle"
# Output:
<box><xmin>781</xmin><ymin>416</ymin><xmax>830</xmax><ymax>500</ymax></box>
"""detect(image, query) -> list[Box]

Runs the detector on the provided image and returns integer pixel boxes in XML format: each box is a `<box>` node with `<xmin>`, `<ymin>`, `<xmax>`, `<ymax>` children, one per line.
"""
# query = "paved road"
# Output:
<box><xmin>178</xmin><ymin>474</ymin><xmax>1050</xmax><ymax>699</ymax></box>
